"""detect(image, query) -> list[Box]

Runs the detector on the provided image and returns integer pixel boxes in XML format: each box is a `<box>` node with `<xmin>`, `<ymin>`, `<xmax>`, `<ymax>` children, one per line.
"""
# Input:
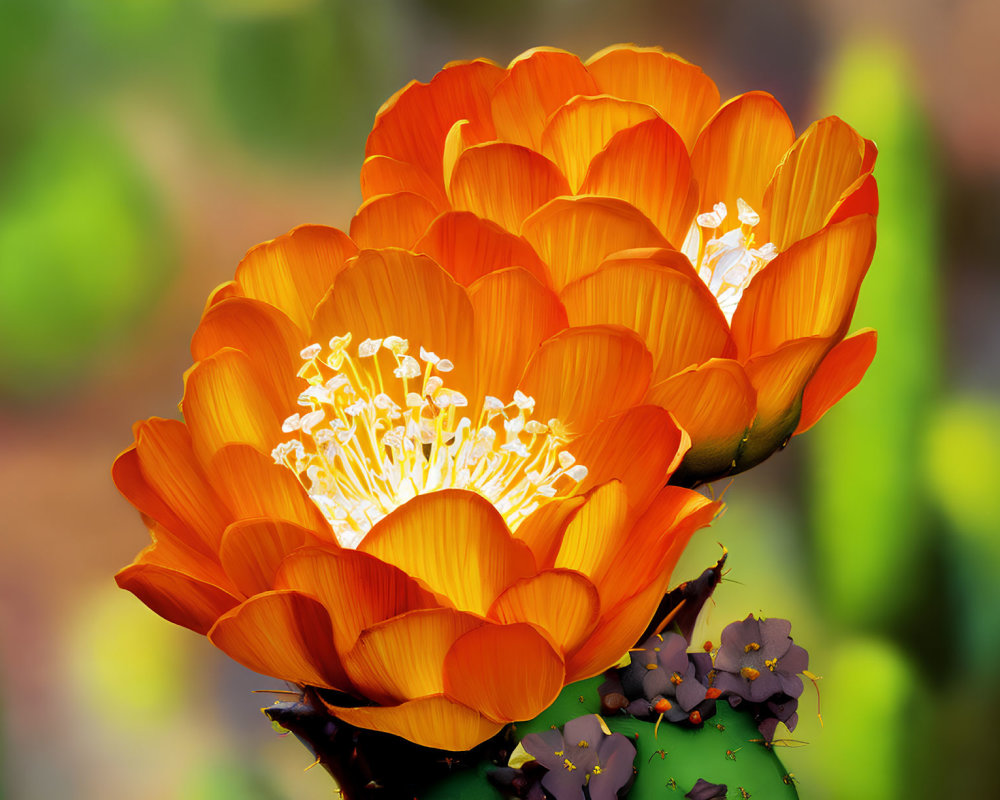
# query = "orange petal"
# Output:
<box><xmin>568</xmin><ymin>405</ymin><xmax>689</xmax><ymax>514</ymax></box>
<box><xmin>360</xmin><ymin>154</ymin><xmax>448</xmax><ymax>209</ymax></box>
<box><xmin>235</xmin><ymin>224</ymin><xmax>356</xmax><ymax>331</ymax></box>
<box><xmin>488</xmin><ymin>569</ymin><xmax>600</xmax><ymax>655</ymax></box>
<box><xmin>521</xmin><ymin>196</ymin><xmax>669</xmax><ymax>291</ymax></box>
<box><xmin>861</xmin><ymin>137</ymin><xmax>878</xmax><ymax>173</ymax></box>
<box><xmin>219</xmin><ymin>519</ymin><xmax>325</xmax><ymax>597</ymax></box>
<box><xmin>366</xmin><ymin>59</ymin><xmax>504</xmax><ymax>184</ymax></box>
<box><xmin>443</xmin><ymin>622</ymin><xmax>565</xmax><ymax>723</ymax></box>
<box><xmin>325</xmin><ymin>695</ymin><xmax>502</xmax><ymax>752</ymax></box>
<box><xmin>209</xmin><ymin>590</ymin><xmax>348</xmax><ymax>690</ymax></box>
<box><xmin>511</xmin><ymin>496</ymin><xmax>586</xmax><ymax>569</ymax></box>
<box><xmin>133</xmin><ymin>520</ymin><xmax>234</xmax><ymax>589</ymax></box>
<box><xmin>645</xmin><ymin>359</ymin><xmax>757</xmax><ymax>481</ymax></box>
<box><xmin>826</xmin><ymin>173</ymin><xmax>879</xmax><ymax>226</ymax></box>
<box><xmin>580</xmin><ymin>117</ymin><xmax>698</xmax><ymax>246</ymax></box>
<box><xmin>541</xmin><ymin>95</ymin><xmax>658</xmax><ymax>192</ymax></box>
<box><xmin>204</xmin><ymin>280</ymin><xmax>239</xmax><ymax>310</ymax></box>
<box><xmin>275</xmin><ymin>547</ymin><xmax>439</xmax><ymax>655</ymax></box>
<box><xmin>191</xmin><ymin>296</ymin><xmax>305</xmax><ymax>411</ymax></box>
<box><xmin>491</xmin><ymin>48</ymin><xmax>600</xmax><ymax>151</ymax></box>
<box><xmin>312</xmin><ymin>249</ymin><xmax>476</xmax><ymax>400</ymax></box>
<box><xmin>181</xmin><ymin>348</ymin><xmax>281</xmax><ymax>462</ymax></box>
<box><xmin>554</xmin><ymin>482</ymin><xmax>629</xmax><ymax>597</ymax></box>
<box><xmin>730</xmin><ymin>215</ymin><xmax>877</xmax><ymax>359</ymax></box>
<box><xmin>690</xmin><ymin>91</ymin><xmax>795</xmax><ymax>215</ymax></box>
<box><xmin>116</xmin><ymin>560</ymin><xmax>239</xmax><ymax>635</ymax></box>
<box><xmin>794</xmin><ymin>328</ymin><xmax>877</xmax><ymax>435</ymax></box>
<box><xmin>448</xmin><ymin>142</ymin><xmax>571</xmax><ymax>233</ymax></box>
<box><xmin>740</xmin><ymin>337</ymin><xmax>833</xmax><ymax>468</ymax></box>
<box><xmin>207</xmin><ymin>444</ymin><xmax>331</xmax><ymax>534</ymax></box>
<box><xmin>414</xmin><ymin>211</ymin><xmax>550</xmax><ymax>287</ymax></box>
<box><xmin>343</xmin><ymin>607</ymin><xmax>484</xmax><ymax>705</ymax></box>
<box><xmin>595</xmin><ymin>486</ymin><xmax>719</xmax><ymax>611</ymax></box>
<box><xmin>349</xmin><ymin>192</ymin><xmax>439</xmax><ymax>250</ymax></box>
<box><xmin>585</xmin><ymin>45</ymin><xmax>720</xmax><ymax>150</ymax></box>
<box><xmin>564</xmin><ymin>574</ymin><xmax>668</xmax><ymax>683</ymax></box>
<box><xmin>468</xmin><ymin>267</ymin><xmax>568</xmax><ymax>404</ymax></box>
<box><xmin>560</xmin><ymin>249</ymin><xmax>734</xmax><ymax>383</ymax></box>
<box><xmin>761</xmin><ymin>116</ymin><xmax>866</xmax><ymax>250</ymax></box>
<box><xmin>113</xmin><ymin>445</ymin><xmax>200</xmax><ymax>550</ymax></box>
<box><xmin>358</xmin><ymin>490</ymin><xmax>536</xmax><ymax>616</ymax></box>
<box><xmin>518</xmin><ymin>325</ymin><xmax>653</xmax><ymax>435</ymax></box>
<box><xmin>131</xmin><ymin>418</ymin><xmax>232</xmax><ymax>555</ymax></box>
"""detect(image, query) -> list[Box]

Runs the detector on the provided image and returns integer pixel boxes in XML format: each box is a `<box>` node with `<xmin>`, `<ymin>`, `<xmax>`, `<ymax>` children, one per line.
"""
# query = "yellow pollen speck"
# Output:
<box><xmin>563</xmin><ymin>758</ymin><xmax>577</xmax><ymax>772</ymax></box>
<box><xmin>765</xmin><ymin>658</ymin><xmax>778</xmax><ymax>672</ymax></box>
<box><xmin>593</xmin><ymin>765</ymin><xmax>602</xmax><ymax>775</ymax></box>
<box><xmin>272</xmin><ymin>333</ymin><xmax>588</xmax><ymax>548</ymax></box>
<box><xmin>741</xmin><ymin>667</ymin><xmax>760</xmax><ymax>681</ymax></box>
<box><xmin>554</xmin><ymin>749</ymin><xmax>564</xmax><ymax>757</ymax></box>
<box><xmin>670</xmin><ymin>672</ymin><xmax>683</xmax><ymax>686</ymax></box>
<box><xmin>646</xmin><ymin>663</ymin><xmax>658</xmax><ymax>671</ymax></box>
<box><xmin>745</xmin><ymin>642</ymin><xmax>760</xmax><ymax>653</ymax></box>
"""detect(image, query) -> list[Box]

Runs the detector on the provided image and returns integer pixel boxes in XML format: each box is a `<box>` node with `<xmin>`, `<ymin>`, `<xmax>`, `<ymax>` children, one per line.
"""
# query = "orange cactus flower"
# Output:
<box><xmin>357</xmin><ymin>44</ymin><xmax>879</xmax><ymax>482</ymax></box>
<box><xmin>114</xmin><ymin>226</ymin><xmax>719</xmax><ymax>751</ymax></box>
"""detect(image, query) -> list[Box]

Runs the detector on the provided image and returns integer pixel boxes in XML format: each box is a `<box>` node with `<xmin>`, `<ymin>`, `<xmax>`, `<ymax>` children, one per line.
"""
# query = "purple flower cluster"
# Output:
<box><xmin>599</xmin><ymin>615</ymin><xmax>809</xmax><ymax>741</ymax></box>
<box><xmin>602</xmin><ymin>632</ymin><xmax>721</xmax><ymax>727</ymax></box>
<box><xmin>492</xmin><ymin>715</ymin><xmax>636</xmax><ymax>800</ymax></box>
<box><xmin>713</xmin><ymin>615</ymin><xmax>809</xmax><ymax>740</ymax></box>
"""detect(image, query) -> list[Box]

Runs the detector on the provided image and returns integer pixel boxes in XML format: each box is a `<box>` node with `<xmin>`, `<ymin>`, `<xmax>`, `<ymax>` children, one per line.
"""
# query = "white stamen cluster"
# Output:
<box><xmin>682</xmin><ymin>198</ymin><xmax>778</xmax><ymax>321</ymax></box>
<box><xmin>272</xmin><ymin>333</ymin><xmax>588</xmax><ymax>549</ymax></box>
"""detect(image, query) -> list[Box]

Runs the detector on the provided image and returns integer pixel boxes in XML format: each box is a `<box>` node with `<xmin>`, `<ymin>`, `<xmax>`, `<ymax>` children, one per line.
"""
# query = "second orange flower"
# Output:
<box><xmin>356</xmin><ymin>44</ymin><xmax>879</xmax><ymax>482</ymax></box>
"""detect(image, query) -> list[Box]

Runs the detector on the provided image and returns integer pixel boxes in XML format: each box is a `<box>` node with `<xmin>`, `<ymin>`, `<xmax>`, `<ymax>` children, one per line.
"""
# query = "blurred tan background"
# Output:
<box><xmin>1</xmin><ymin>1</ymin><xmax>998</xmax><ymax>798</ymax></box>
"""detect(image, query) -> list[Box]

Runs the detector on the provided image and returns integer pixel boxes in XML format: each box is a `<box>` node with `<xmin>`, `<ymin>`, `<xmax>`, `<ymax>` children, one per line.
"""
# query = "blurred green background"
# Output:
<box><xmin>1</xmin><ymin>0</ymin><xmax>997</xmax><ymax>797</ymax></box>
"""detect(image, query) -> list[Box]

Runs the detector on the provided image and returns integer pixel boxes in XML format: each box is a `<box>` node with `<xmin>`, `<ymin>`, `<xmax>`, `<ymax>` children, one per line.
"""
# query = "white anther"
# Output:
<box><xmin>325</xmin><ymin>374</ymin><xmax>350</xmax><ymax>393</ymax></box>
<box><xmin>504</xmin><ymin>416</ymin><xmax>525</xmax><ymax>435</ymax></box>
<box><xmin>419</xmin><ymin>346</ymin><xmax>440</xmax><ymax>364</ymax></box>
<box><xmin>405</xmin><ymin>392</ymin><xmax>425</xmax><ymax>408</ymax></box>
<box><xmin>344</xmin><ymin>400</ymin><xmax>368</xmax><ymax>417</ymax></box>
<box><xmin>299</xmin><ymin>343</ymin><xmax>322</xmax><ymax>360</ymax></box>
<box><xmin>282</xmin><ymin>413</ymin><xmax>302</xmax><ymax>433</ymax></box>
<box><xmin>373</xmin><ymin>393</ymin><xmax>398</xmax><ymax>411</ymax></box>
<box><xmin>566</xmin><ymin>465</ymin><xmax>589</xmax><ymax>482</ymax></box>
<box><xmin>383</xmin><ymin>335</ymin><xmax>409</xmax><ymax>355</ymax></box>
<box><xmin>298</xmin><ymin>385</ymin><xmax>327</xmax><ymax>406</ymax></box>
<box><xmin>436</xmin><ymin>359</ymin><xmax>454</xmax><ymax>373</ymax></box>
<box><xmin>433</xmin><ymin>392</ymin><xmax>453</xmax><ymax>408</ymax></box>
<box><xmin>524</xmin><ymin>420</ymin><xmax>548</xmax><ymax>435</ymax></box>
<box><xmin>299</xmin><ymin>410</ymin><xmax>325</xmax><ymax>435</ymax></box>
<box><xmin>449</xmin><ymin>392</ymin><xmax>468</xmax><ymax>408</ymax></box>
<box><xmin>359</xmin><ymin>338</ymin><xmax>383</xmax><ymax>357</ymax></box>
<box><xmin>483</xmin><ymin>396</ymin><xmax>504</xmax><ymax>412</ymax></box>
<box><xmin>424</xmin><ymin>376</ymin><xmax>444</xmax><ymax>395</ymax></box>
<box><xmin>394</xmin><ymin>355</ymin><xmax>421</xmax><ymax>379</ymax></box>
<box><xmin>736</xmin><ymin>198</ymin><xmax>760</xmax><ymax>226</ymax></box>
<box><xmin>513</xmin><ymin>390</ymin><xmax>535</xmax><ymax>411</ymax></box>
<box><xmin>697</xmin><ymin>202</ymin><xmax>727</xmax><ymax>229</ymax></box>
<box><xmin>558</xmin><ymin>451</ymin><xmax>576</xmax><ymax>468</ymax></box>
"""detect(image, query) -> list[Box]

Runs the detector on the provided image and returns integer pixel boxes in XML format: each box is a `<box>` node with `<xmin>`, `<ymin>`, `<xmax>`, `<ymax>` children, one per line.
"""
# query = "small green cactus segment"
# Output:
<box><xmin>514</xmin><ymin>679</ymin><xmax>799</xmax><ymax>799</ymax></box>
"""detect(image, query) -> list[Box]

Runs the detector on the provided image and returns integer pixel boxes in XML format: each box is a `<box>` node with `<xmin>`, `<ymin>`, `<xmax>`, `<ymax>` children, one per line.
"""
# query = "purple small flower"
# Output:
<box><xmin>713</xmin><ymin>616</ymin><xmax>808</xmax><ymax>704</ymax></box>
<box><xmin>520</xmin><ymin>715</ymin><xmax>635</xmax><ymax>800</ymax></box>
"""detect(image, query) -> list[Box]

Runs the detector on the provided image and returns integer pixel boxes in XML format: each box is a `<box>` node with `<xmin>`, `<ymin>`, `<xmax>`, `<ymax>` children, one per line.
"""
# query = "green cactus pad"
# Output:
<box><xmin>424</xmin><ymin>678</ymin><xmax>799</xmax><ymax>799</ymax></box>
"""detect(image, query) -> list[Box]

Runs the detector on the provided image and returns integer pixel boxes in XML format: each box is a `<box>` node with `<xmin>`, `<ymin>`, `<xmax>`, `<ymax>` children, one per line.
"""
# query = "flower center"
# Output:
<box><xmin>271</xmin><ymin>333</ymin><xmax>588</xmax><ymax>548</ymax></box>
<box><xmin>682</xmin><ymin>198</ymin><xmax>778</xmax><ymax>322</ymax></box>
